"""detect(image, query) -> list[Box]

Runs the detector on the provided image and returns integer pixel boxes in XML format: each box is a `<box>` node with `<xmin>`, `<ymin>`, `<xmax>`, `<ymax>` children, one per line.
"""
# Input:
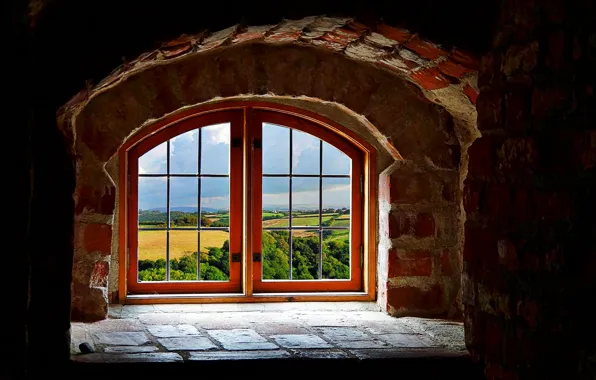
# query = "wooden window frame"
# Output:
<box><xmin>118</xmin><ymin>101</ymin><xmax>377</xmax><ymax>304</ymax></box>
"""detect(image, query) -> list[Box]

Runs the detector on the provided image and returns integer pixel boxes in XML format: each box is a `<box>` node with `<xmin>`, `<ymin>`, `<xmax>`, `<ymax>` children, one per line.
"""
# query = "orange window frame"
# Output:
<box><xmin>119</xmin><ymin>101</ymin><xmax>376</xmax><ymax>301</ymax></box>
<box><xmin>126</xmin><ymin>110</ymin><xmax>244</xmax><ymax>294</ymax></box>
<box><xmin>250</xmin><ymin>109</ymin><xmax>363</xmax><ymax>292</ymax></box>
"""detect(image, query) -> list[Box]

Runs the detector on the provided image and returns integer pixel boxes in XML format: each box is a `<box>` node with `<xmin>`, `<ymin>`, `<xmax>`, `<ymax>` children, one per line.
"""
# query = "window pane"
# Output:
<box><xmin>292</xmin><ymin>230</ymin><xmax>320</xmax><ymax>280</ymax></box>
<box><xmin>292</xmin><ymin>129</ymin><xmax>320</xmax><ymax>175</ymax></box>
<box><xmin>263</xmin><ymin>123</ymin><xmax>290</xmax><ymax>174</ymax></box>
<box><xmin>201</xmin><ymin>177</ymin><xmax>229</xmax><ymax>227</ymax></box>
<box><xmin>263</xmin><ymin>177</ymin><xmax>289</xmax><ymax>227</ymax></box>
<box><xmin>170</xmin><ymin>177</ymin><xmax>198</xmax><ymax>228</ymax></box>
<box><xmin>199</xmin><ymin>230</ymin><xmax>230</xmax><ymax>281</ymax></box>
<box><xmin>291</xmin><ymin>177</ymin><xmax>320</xmax><ymax>227</ymax></box>
<box><xmin>139</xmin><ymin>142</ymin><xmax>167</xmax><ymax>174</ymax></box>
<box><xmin>262</xmin><ymin>230</ymin><xmax>290</xmax><ymax>280</ymax></box>
<box><xmin>322</xmin><ymin>141</ymin><xmax>350</xmax><ymax>175</ymax></box>
<box><xmin>138</xmin><ymin>230</ymin><xmax>166</xmax><ymax>282</ymax></box>
<box><xmin>138</xmin><ymin>177</ymin><xmax>167</xmax><ymax>228</ymax></box>
<box><xmin>170</xmin><ymin>129</ymin><xmax>198</xmax><ymax>174</ymax></box>
<box><xmin>322</xmin><ymin>178</ymin><xmax>351</xmax><ymax>227</ymax></box>
<box><xmin>323</xmin><ymin>230</ymin><xmax>350</xmax><ymax>279</ymax></box>
<box><xmin>201</xmin><ymin>123</ymin><xmax>230</xmax><ymax>175</ymax></box>
<box><xmin>169</xmin><ymin>230</ymin><xmax>198</xmax><ymax>281</ymax></box>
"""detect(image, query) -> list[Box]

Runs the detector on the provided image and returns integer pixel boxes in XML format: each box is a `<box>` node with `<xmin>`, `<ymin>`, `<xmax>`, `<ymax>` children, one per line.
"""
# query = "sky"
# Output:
<box><xmin>138</xmin><ymin>123</ymin><xmax>351</xmax><ymax>211</ymax></box>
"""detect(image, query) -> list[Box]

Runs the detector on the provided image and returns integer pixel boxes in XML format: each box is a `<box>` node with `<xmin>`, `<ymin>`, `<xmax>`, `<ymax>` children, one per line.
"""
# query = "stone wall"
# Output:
<box><xmin>463</xmin><ymin>0</ymin><xmax>596</xmax><ymax>378</ymax></box>
<box><xmin>58</xmin><ymin>17</ymin><xmax>480</xmax><ymax>321</ymax></box>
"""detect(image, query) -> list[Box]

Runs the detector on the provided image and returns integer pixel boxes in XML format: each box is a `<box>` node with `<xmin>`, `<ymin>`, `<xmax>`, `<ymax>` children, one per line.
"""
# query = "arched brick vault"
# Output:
<box><xmin>57</xmin><ymin>16</ymin><xmax>480</xmax><ymax>321</ymax></box>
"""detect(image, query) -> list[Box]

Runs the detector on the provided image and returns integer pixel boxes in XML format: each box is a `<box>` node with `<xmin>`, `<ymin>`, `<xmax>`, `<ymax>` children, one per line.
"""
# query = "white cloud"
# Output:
<box><xmin>205</xmin><ymin>123</ymin><xmax>230</xmax><ymax>145</ymax></box>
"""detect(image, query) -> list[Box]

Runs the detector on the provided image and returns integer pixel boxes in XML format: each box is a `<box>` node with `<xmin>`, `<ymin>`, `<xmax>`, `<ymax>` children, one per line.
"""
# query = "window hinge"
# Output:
<box><xmin>360</xmin><ymin>245</ymin><xmax>364</xmax><ymax>267</ymax></box>
<box><xmin>360</xmin><ymin>174</ymin><xmax>364</xmax><ymax>197</ymax></box>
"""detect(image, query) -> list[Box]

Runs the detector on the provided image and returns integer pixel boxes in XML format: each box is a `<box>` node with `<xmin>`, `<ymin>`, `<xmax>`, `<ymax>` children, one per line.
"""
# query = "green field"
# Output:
<box><xmin>262</xmin><ymin>215</ymin><xmax>335</xmax><ymax>227</ymax></box>
<box><xmin>138</xmin><ymin>230</ymin><xmax>229</xmax><ymax>261</ymax></box>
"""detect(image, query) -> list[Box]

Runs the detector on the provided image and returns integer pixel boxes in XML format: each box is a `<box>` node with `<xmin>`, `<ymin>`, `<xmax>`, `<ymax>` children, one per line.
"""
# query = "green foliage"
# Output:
<box><xmin>138</xmin><ymin>241</ymin><xmax>230</xmax><ymax>281</ymax></box>
<box><xmin>138</xmin><ymin>210</ymin><xmax>351</xmax><ymax>282</ymax></box>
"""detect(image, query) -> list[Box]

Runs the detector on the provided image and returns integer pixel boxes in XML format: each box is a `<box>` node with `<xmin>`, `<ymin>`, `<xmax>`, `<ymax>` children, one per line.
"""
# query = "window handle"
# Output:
<box><xmin>231</xmin><ymin>253</ymin><xmax>241</xmax><ymax>263</ymax></box>
<box><xmin>253</xmin><ymin>253</ymin><xmax>262</xmax><ymax>262</ymax></box>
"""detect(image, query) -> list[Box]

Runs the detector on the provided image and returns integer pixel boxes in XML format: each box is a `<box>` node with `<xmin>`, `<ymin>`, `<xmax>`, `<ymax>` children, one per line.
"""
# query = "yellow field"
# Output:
<box><xmin>138</xmin><ymin>230</ymin><xmax>229</xmax><ymax>261</ymax></box>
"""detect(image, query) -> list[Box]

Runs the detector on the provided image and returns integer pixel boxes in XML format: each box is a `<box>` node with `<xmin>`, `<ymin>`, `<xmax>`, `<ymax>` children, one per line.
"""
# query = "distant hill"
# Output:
<box><xmin>148</xmin><ymin>207</ymin><xmax>225</xmax><ymax>213</ymax></box>
<box><xmin>262</xmin><ymin>204</ymin><xmax>349</xmax><ymax>211</ymax></box>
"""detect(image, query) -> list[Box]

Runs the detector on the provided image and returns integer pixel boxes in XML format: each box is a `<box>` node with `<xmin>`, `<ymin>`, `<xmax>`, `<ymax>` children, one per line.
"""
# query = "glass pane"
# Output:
<box><xmin>292</xmin><ymin>230</ymin><xmax>320</xmax><ymax>280</ymax></box>
<box><xmin>292</xmin><ymin>129</ymin><xmax>320</xmax><ymax>175</ymax></box>
<box><xmin>199</xmin><ymin>230</ymin><xmax>230</xmax><ymax>281</ymax></box>
<box><xmin>322</xmin><ymin>230</ymin><xmax>350</xmax><ymax>279</ymax></box>
<box><xmin>201</xmin><ymin>123</ymin><xmax>230</xmax><ymax>175</ymax></box>
<box><xmin>138</xmin><ymin>177</ymin><xmax>167</xmax><ymax>228</ymax></box>
<box><xmin>322</xmin><ymin>141</ymin><xmax>351</xmax><ymax>175</ymax></box>
<box><xmin>138</xmin><ymin>230</ymin><xmax>166</xmax><ymax>282</ymax></box>
<box><xmin>170</xmin><ymin>129</ymin><xmax>198</xmax><ymax>174</ymax></box>
<box><xmin>262</xmin><ymin>177</ymin><xmax>289</xmax><ymax>227</ymax></box>
<box><xmin>169</xmin><ymin>230</ymin><xmax>198</xmax><ymax>281</ymax></box>
<box><xmin>139</xmin><ymin>142</ymin><xmax>167</xmax><ymax>174</ymax></box>
<box><xmin>263</xmin><ymin>123</ymin><xmax>290</xmax><ymax>174</ymax></box>
<box><xmin>170</xmin><ymin>177</ymin><xmax>198</xmax><ymax>228</ymax></box>
<box><xmin>292</xmin><ymin>177</ymin><xmax>320</xmax><ymax>227</ymax></box>
<box><xmin>200</xmin><ymin>177</ymin><xmax>229</xmax><ymax>227</ymax></box>
<box><xmin>262</xmin><ymin>230</ymin><xmax>290</xmax><ymax>280</ymax></box>
<box><xmin>322</xmin><ymin>178</ymin><xmax>351</xmax><ymax>226</ymax></box>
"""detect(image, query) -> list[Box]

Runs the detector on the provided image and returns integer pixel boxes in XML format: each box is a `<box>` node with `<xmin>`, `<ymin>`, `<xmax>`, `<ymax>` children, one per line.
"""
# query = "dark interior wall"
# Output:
<box><xmin>10</xmin><ymin>0</ymin><xmax>494</xmax><ymax>375</ymax></box>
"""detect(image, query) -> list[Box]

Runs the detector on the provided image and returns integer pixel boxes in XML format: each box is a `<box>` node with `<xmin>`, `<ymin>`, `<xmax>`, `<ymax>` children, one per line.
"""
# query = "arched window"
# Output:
<box><xmin>122</xmin><ymin>104</ymin><xmax>372</xmax><ymax>298</ymax></box>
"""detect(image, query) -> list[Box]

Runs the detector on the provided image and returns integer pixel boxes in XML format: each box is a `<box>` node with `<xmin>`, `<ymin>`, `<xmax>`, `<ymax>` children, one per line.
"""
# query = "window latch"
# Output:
<box><xmin>253</xmin><ymin>139</ymin><xmax>262</xmax><ymax>149</ymax></box>
<box><xmin>231</xmin><ymin>253</ymin><xmax>241</xmax><ymax>263</ymax></box>
<box><xmin>253</xmin><ymin>253</ymin><xmax>262</xmax><ymax>262</ymax></box>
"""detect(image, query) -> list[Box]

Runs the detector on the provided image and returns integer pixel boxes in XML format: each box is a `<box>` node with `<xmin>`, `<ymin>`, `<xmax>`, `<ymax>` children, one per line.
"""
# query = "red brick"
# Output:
<box><xmin>75</xmin><ymin>184</ymin><xmax>116</xmax><ymax>215</ymax></box>
<box><xmin>389</xmin><ymin>212</ymin><xmax>435</xmax><ymax>238</ymax></box>
<box><xmin>441</xmin><ymin>249</ymin><xmax>453</xmax><ymax>275</ymax></box>
<box><xmin>89</xmin><ymin>261</ymin><xmax>109</xmax><ymax>288</ymax></box>
<box><xmin>463</xmin><ymin>181</ymin><xmax>481</xmax><ymax>213</ymax></box>
<box><xmin>405</xmin><ymin>36</ymin><xmax>449</xmax><ymax>60</ymax></box>
<box><xmin>388</xmin><ymin>212</ymin><xmax>412</xmax><ymax>238</ymax></box>
<box><xmin>476</xmin><ymin>89</ymin><xmax>503</xmax><ymax>131</ymax></box>
<box><xmin>388</xmin><ymin>249</ymin><xmax>432</xmax><ymax>277</ymax></box>
<box><xmin>486</xmin><ymin>183</ymin><xmax>512</xmax><ymax>220</ymax></box>
<box><xmin>450</xmin><ymin>49</ymin><xmax>480</xmax><ymax>70</ymax></box>
<box><xmin>414</xmin><ymin>213</ymin><xmax>435</xmax><ymax>237</ymax></box>
<box><xmin>410</xmin><ymin>67</ymin><xmax>450</xmax><ymax>90</ymax></box>
<box><xmin>375</xmin><ymin>24</ymin><xmax>411</xmax><ymax>44</ymax></box>
<box><xmin>387</xmin><ymin>284</ymin><xmax>443</xmax><ymax>311</ymax></box>
<box><xmin>504</xmin><ymin>91</ymin><xmax>530</xmax><ymax>133</ymax></box>
<box><xmin>498</xmin><ymin>239</ymin><xmax>519</xmax><ymax>271</ymax></box>
<box><xmin>389</xmin><ymin>173</ymin><xmax>432</xmax><ymax>204</ymax></box>
<box><xmin>463</xmin><ymin>84</ymin><xmax>478</xmax><ymax>104</ymax></box>
<box><xmin>83</xmin><ymin>223</ymin><xmax>112</xmax><ymax>255</ymax></box>
<box><xmin>467</xmin><ymin>137</ymin><xmax>494</xmax><ymax>178</ymax></box>
<box><xmin>437</xmin><ymin>59</ymin><xmax>473</xmax><ymax>79</ymax></box>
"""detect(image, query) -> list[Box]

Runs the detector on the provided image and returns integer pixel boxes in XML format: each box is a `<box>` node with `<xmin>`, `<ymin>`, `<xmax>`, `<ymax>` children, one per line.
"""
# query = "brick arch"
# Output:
<box><xmin>58</xmin><ymin>16</ymin><xmax>480</xmax><ymax>321</ymax></box>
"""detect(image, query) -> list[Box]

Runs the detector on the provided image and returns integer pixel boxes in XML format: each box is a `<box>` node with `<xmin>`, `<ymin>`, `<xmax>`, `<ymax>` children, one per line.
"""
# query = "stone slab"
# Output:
<box><xmin>350</xmin><ymin>348</ymin><xmax>471</xmax><ymax>360</ymax></box>
<box><xmin>377</xmin><ymin>333</ymin><xmax>437</xmax><ymax>348</ymax></box>
<box><xmin>147</xmin><ymin>324</ymin><xmax>200</xmax><ymax>337</ymax></box>
<box><xmin>207</xmin><ymin>329</ymin><xmax>267</xmax><ymax>344</ymax></box>
<box><xmin>271</xmin><ymin>334</ymin><xmax>333</xmax><ymax>349</ymax></box>
<box><xmin>334</xmin><ymin>340</ymin><xmax>391</xmax><ymax>349</ymax></box>
<box><xmin>158</xmin><ymin>336</ymin><xmax>217</xmax><ymax>351</ymax></box>
<box><xmin>103</xmin><ymin>346</ymin><xmax>159</xmax><ymax>353</ymax></box>
<box><xmin>72</xmin><ymin>352</ymin><xmax>183</xmax><ymax>363</ymax></box>
<box><xmin>293</xmin><ymin>349</ymin><xmax>351</xmax><ymax>359</ymax></box>
<box><xmin>188</xmin><ymin>350</ymin><xmax>291</xmax><ymax>360</ymax></box>
<box><xmin>318</xmin><ymin>327</ymin><xmax>371</xmax><ymax>341</ymax></box>
<box><xmin>221</xmin><ymin>342</ymin><xmax>279</xmax><ymax>351</ymax></box>
<box><xmin>94</xmin><ymin>332</ymin><xmax>150</xmax><ymax>346</ymax></box>
<box><xmin>362</xmin><ymin>322</ymin><xmax>418</xmax><ymax>335</ymax></box>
